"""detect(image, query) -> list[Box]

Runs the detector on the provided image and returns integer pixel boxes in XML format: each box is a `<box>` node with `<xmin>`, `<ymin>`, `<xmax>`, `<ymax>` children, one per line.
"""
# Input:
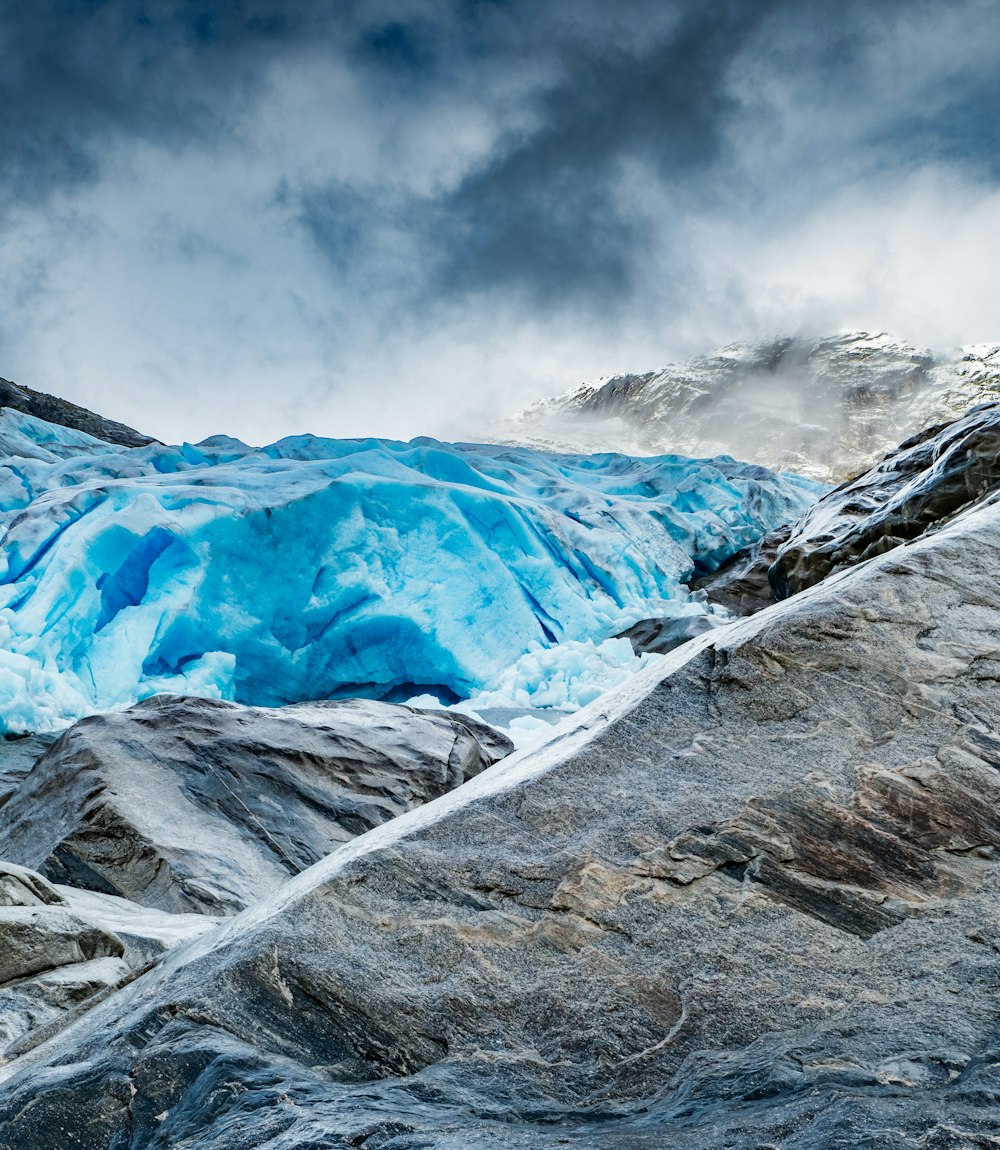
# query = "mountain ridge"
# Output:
<box><xmin>497</xmin><ymin>331</ymin><xmax>1000</xmax><ymax>482</ymax></box>
<box><xmin>0</xmin><ymin>376</ymin><xmax>156</xmax><ymax>450</ymax></box>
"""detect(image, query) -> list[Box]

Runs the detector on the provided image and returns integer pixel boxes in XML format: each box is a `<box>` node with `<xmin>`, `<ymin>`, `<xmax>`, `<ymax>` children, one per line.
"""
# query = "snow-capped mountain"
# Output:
<box><xmin>497</xmin><ymin>332</ymin><xmax>1000</xmax><ymax>482</ymax></box>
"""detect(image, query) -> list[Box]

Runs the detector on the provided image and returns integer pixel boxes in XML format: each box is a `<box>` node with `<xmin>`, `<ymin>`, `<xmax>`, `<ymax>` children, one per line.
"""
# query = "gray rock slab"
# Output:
<box><xmin>55</xmin><ymin>886</ymin><xmax>223</xmax><ymax>968</ymax></box>
<box><xmin>0</xmin><ymin>695</ymin><xmax>512</xmax><ymax>915</ymax></box>
<box><xmin>0</xmin><ymin>734</ymin><xmax>55</xmax><ymax>809</ymax></box>
<box><xmin>6</xmin><ymin>497</ymin><xmax>1000</xmax><ymax>1144</ymax></box>
<box><xmin>0</xmin><ymin>861</ymin><xmax>65</xmax><ymax>908</ymax></box>
<box><xmin>0</xmin><ymin>905</ymin><xmax>124</xmax><ymax>986</ymax></box>
<box><xmin>0</xmin><ymin>957</ymin><xmax>129</xmax><ymax>1063</ymax></box>
<box><xmin>773</xmin><ymin>400</ymin><xmax>1000</xmax><ymax>597</ymax></box>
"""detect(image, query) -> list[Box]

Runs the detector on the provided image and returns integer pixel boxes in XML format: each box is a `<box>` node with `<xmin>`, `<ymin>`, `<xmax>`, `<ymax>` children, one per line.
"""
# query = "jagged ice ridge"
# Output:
<box><xmin>0</xmin><ymin>409</ymin><xmax>819</xmax><ymax>734</ymax></box>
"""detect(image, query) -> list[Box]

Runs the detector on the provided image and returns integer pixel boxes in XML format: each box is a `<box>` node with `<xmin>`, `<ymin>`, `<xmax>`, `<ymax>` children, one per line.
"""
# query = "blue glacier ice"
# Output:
<box><xmin>0</xmin><ymin>407</ymin><xmax>822</xmax><ymax>733</ymax></box>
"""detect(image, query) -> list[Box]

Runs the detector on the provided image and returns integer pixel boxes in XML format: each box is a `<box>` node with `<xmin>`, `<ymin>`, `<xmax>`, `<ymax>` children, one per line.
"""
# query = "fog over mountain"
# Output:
<box><xmin>1</xmin><ymin>1</ymin><xmax>999</xmax><ymax>444</ymax></box>
<box><xmin>499</xmin><ymin>332</ymin><xmax>1000</xmax><ymax>482</ymax></box>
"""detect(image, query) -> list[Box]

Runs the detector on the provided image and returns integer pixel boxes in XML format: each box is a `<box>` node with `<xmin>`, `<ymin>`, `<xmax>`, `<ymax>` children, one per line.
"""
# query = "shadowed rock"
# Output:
<box><xmin>617</xmin><ymin>612</ymin><xmax>725</xmax><ymax>655</ymax></box>
<box><xmin>772</xmin><ymin>402</ymin><xmax>1000</xmax><ymax>598</ymax></box>
<box><xmin>689</xmin><ymin>526</ymin><xmax>792</xmax><ymax>616</ymax></box>
<box><xmin>0</xmin><ymin>376</ymin><xmax>156</xmax><ymax>448</ymax></box>
<box><xmin>0</xmin><ymin>695</ymin><xmax>512</xmax><ymax>915</ymax></box>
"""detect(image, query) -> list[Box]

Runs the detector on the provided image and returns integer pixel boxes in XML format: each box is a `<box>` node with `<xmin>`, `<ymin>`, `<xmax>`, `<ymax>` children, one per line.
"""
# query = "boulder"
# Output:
<box><xmin>0</xmin><ymin>695</ymin><xmax>512</xmax><ymax>914</ymax></box>
<box><xmin>617</xmin><ymin>611</ymin><xmax>725</xmax><ymax>655</ymax></box>
<box><xmin>0</xmin><ymin>862</ymin><xmax>127</xmax><ymax>1060</ymax></box>
<box><xmin>0</xmin><ymin>905</ymin><xmax>123</xmax><ymax>987</ymax></box>
<box><xmin>0</xmin><ymin>957</ymin><xmax>129</xmax><ymax>1062</ymax></box>
<box><xmin>55</xmin><ymin>886</ymin><xmax>223</xmax><ymax>968</ymax></box>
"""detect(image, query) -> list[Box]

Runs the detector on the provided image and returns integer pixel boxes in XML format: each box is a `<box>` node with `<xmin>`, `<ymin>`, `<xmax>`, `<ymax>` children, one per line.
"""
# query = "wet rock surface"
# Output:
<box><xmin>617</xmin><ymin>612</ymin><xmax>725</xmax><ymax>655</ymax></box>
<box><xmin>772</xmin><ymin>401</ymin><xmax>1000</xmax><ymax>598</ymax></box>
<box><xmin>5</xmin><ymin>491</ymin><xmax>1000</xmax><ymax>1145</ymax></box>
<box><xmin>689</xmin><ymin>526</ymin><xmax>791</xmax><ymax>616</ymax></box>
<box><xmin>0</xmin><ymin>695</ymin><xmax>512</xmax><ymax>915</ymax></box>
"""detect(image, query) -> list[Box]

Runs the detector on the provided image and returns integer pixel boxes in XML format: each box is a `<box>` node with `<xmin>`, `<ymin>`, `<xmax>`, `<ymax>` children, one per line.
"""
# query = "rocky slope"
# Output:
<box><xmin>499</xmin><ymin>332</ymin><xmax>1000</xmax><ymax>483</ymax></box>
<box><xmin>661</xmin><ymin>398</ymin><xmax>1000</xmax><ymax>627</ymax></box>
<box><xmin>0</xmin><ymin>695</ymin><xmax>511</xmax><ymax>915</ymax></box>
<box><xmin>0</xmin><ymin>376</ymin><xmax>155</xmax><ymax>449</ymax></box>
<box><xmin>0</xmin><ymin>695</ymin><xmax>510</xmax><ymax>1064</ymax></box>
<box><xmin>4</xmin><ymin>410</ymin><xmax>1000</xmax><ymax>1145</ymax></box>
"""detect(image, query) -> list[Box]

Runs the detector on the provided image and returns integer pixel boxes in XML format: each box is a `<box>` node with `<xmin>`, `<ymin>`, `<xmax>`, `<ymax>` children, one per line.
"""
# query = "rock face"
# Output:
<box><xmin>688</xmin><ymin>526</ymin><xmax>791</xmax><ymax>616</ymax></box>
<box><xmin>0</xmin><ymin>735</ymin><xmax>56</xmax><ymax>810</ymax></box>
<box><xmin>54</xmin><ymin>886</ymin><xmax>223</xmax><ymax>968</ymax></box>
<box><xmin>500</xmin><ymin>332</ymin><xmax>1000</xmax><ymax>483</ymax></box>
<box><xmin>4</xmin><ymin>490</ymin><xmax>1000</xmax><ymax>1145</ymax></box>
<box><xmin>0</xmin><ymin>376</ymin><xmax>155</xmax><ymax>448</ymax></box>
<box><xmin>0</xmin><ymin>695</ymin><xmax>512</xmax><ymax>915</ymax></box>
<box><xmin>772</xmin><ymin>400</ymin><xmax>1000</xmax><ymax>599</ymax></box>
<box><xmin>617</xmin><ymin>612</ymin><xmax>725</xmax><ymax>655</ymax></box>
<box><xmin>0</xmin><ymin>862</ymin><xmax>128</xmax><ymax>1062</ymax></box>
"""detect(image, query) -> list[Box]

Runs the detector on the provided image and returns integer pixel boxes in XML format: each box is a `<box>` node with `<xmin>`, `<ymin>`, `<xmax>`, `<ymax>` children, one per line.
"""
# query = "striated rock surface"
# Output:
<box><xmin>4</xmin><ymin>487</ymin><xmax>1000</xmax><ymax>1144</ymax></box>
<box><xmin>54</xmin><ymin>886</ymin><xmax>223</xmax><ymax>968</ymax></box>
<box><xmin>500</xmin><ymin>332</ymin><xmax>1000</xmax><ymax>483</ymax></box>
<box><xmin>0</xmin><ymin>862</ymin><xmax>128</xmax><ymax>1062</ymax></box>
<box><xmin>0</xmin><ymin>735</ymin><xmax>56</xmax><ymax>810</ymax></box>
<box><xmin>0</xmin><ymin>376</ymin><xmax>156</xmax><ymax>449</ymax></box>
<box><xmin>0</xmin><ymin>695</ymin><xmax>511</xmax><ymax>915</ymax></box>
<box><xmin>772</xmin><ymin>400</ymin><xmax>1000</xmax><ymax>599</ymax></box>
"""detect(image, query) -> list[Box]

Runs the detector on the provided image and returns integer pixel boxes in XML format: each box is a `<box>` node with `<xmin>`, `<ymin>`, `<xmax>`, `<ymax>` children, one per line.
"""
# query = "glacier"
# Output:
<box><xmin>0</xmin><ymin>407</ymin><xmax>821</xmax><ymax>734</ymax></box>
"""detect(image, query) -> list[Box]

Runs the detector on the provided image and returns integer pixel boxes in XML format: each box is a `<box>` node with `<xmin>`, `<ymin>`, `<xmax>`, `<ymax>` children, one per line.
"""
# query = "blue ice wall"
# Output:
<box><xmin>0</xmin><ymin>409</ymin><xmax>821</xmax><ymax>732</ymax></box>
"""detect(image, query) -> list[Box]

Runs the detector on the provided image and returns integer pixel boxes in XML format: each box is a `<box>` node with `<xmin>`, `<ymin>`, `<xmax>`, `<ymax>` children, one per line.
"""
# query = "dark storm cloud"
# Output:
<box><xmin>1</xmin><ymin>0</ymin><xmax>954</xmax><ymax>298</ymax></box>
<box><xmin>432</xmin><ymin>1</ymin><xmax>780</xmax><ymax>305</ymax></box>
<box><xmin>0</xmin><ymin>1</ymin><xmax>301</xmax><ymax>208</ymax></box>
<box><xmin>4</xmin><ymin>0</ymin><xmax>1000</xmax><ymax>447</ymax></box>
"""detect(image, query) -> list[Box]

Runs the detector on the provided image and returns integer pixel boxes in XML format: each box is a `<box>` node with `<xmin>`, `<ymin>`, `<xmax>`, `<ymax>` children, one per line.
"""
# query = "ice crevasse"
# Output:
<box><xmin>0</xmin><ymin>408</ymin><xmax>821</xmax><ymax>733</ymax></box>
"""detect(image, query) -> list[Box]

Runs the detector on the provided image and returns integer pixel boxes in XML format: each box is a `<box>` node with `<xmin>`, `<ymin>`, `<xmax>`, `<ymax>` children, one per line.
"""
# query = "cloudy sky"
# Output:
<box><xmin>2</xmin><ymin>0</ymin><xmax>999</xmax><ymax>445</ymax></box>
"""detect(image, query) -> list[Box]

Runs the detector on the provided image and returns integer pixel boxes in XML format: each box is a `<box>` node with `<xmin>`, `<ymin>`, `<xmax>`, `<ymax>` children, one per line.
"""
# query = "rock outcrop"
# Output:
<box><xmin>499</xmin><ymin>332</ymin><xmax>1000</xmax><ymax>483</ymax></box>
<box><xmin>4</xmin><ymin>477</ymin><xmax>1000</xmax><ymax>1145</ymax></box>
<box><xmin>772</xmin><ymin>400</ymin><xmax>1000</xmax><ymax>598</ymax></box>
<box><xmin>0</xmin><ymin>376</ymin><xmax>155</xmax><ymax>449</ymax></box>
<box><xmin>0</xmin><ymin>735</ymin><xmax>56</xmax><ymax>810</ymax></box>
<box><xmin>0</xmin><ymin>695</ymin><xmax>512</xmax><ymax>914</ymax></box>
<box><xmin>0</xmin><ymin>862</ymin><xmax>128</xmax><ymax>1062</ymax></box>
